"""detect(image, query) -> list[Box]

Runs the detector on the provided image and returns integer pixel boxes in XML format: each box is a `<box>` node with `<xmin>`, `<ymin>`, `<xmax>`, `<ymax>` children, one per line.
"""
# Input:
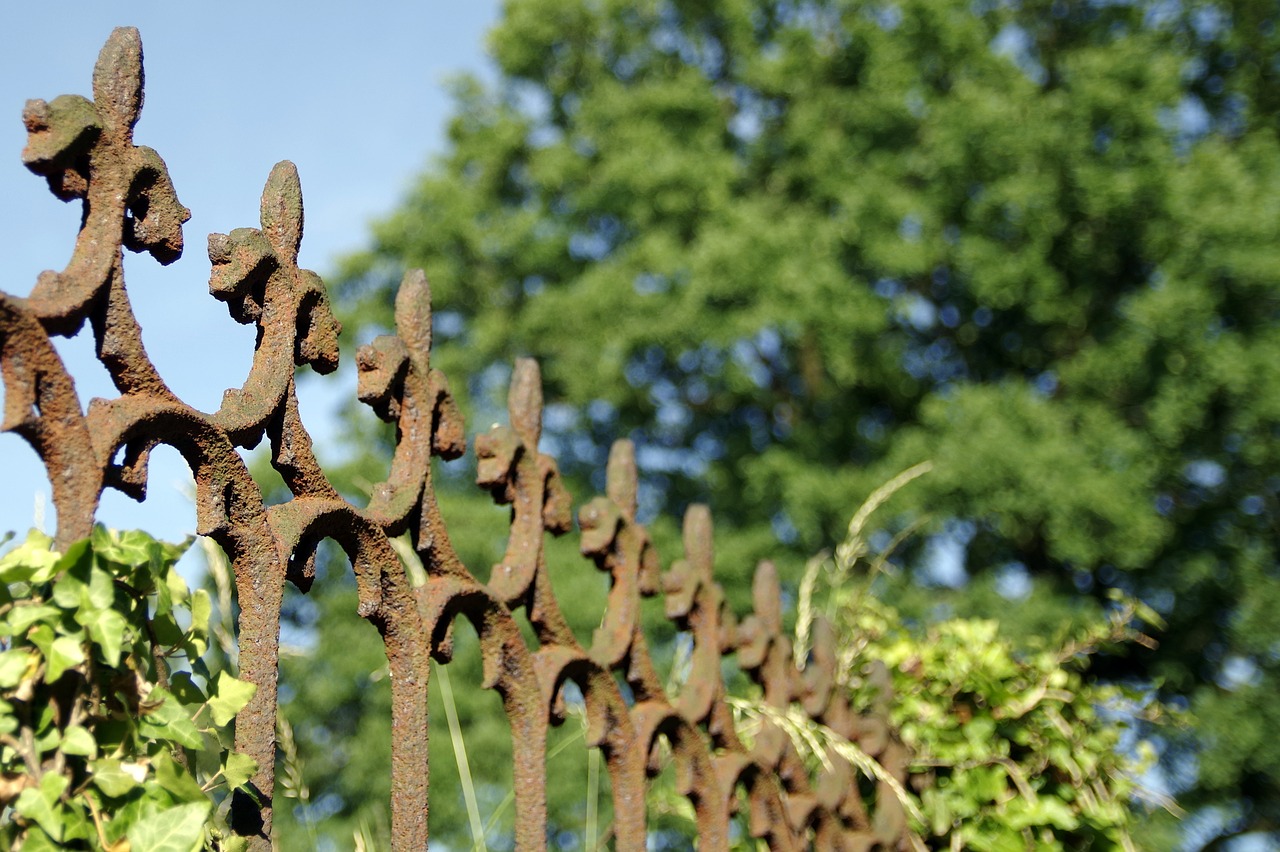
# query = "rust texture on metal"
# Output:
<box><xmin>2</xmin><ymin>29</ymin><xmax>912</xmax><ymax>850</ymax></box>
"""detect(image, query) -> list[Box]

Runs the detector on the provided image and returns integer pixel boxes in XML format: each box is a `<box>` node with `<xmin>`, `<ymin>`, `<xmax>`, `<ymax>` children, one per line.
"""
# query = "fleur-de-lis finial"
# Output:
<box><xmin>476</xmin><ymin>358</ymin><xmax>572</xmax><ymax>607</ymax></box>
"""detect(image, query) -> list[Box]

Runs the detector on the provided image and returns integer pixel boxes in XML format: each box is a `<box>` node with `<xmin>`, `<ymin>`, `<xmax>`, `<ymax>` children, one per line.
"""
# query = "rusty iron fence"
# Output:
<box><xmin>1</xmin><ymin>29</ymin><xmax>912</xmax><ymax>850</ymax></box>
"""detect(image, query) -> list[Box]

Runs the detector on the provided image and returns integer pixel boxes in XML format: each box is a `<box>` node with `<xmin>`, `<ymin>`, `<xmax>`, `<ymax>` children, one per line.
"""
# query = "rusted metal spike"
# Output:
<box><xmin>260</xmin><ymin>161</ymin><xmax>303</xmax><ymax>265</ymax></box>
<box><xmin>394</xmin><ymin>268</ymin><xmax>433</xmax><ymax>376</ymax></box>
<box><xmin>605</xmin><ymin>438</ymin><xmax>638</xmax><ymax>521</ymax></box>
<box><xmin>508</xmin><ymin>356</ymin><xmax>543</xmax><ymax>450</ymax></box>
<box><xmin>91</xmin><ymin>27</ymin><xmax>143</xmax><ymax>140</ymax></box>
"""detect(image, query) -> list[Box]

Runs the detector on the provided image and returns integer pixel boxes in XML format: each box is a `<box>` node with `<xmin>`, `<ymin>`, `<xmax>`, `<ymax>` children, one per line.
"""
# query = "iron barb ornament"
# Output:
<box><xmin>1</xmin><ymin>29</ymin><xmax>909</xmax><ymax>850</ymax></box>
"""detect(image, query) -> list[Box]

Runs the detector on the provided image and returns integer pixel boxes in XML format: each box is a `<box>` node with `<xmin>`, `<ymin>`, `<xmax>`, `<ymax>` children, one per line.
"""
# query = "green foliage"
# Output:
<box><xmin>331</xmin><ymin>0</ymin><xmax>1280</xmax><ymax>845</ymax></box>
<box><xmin>0</xmin><ymin>528</ymin><xmax>257</xmax><ymax>851</ymax></box>
<box><xmin>687</xmin><ymin>472</ymin><xmax>1165</xmax><ymax>851</ymax></box>
<box><xmin>731</xmin><ymin>594</ymin><xmax>1160</xmax><ymax>851</ymax></box>
<box><xmin>841</xmin><ymin>601</ymin><xmax>1156</xmax><ymax>850</ymax></box>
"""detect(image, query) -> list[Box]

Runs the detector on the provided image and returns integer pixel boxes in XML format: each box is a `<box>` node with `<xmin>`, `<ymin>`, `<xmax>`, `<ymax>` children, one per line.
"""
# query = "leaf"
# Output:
<box><xmin>151</xmin><ymin>611</ymin><xmax>185</xmax><ymax>647</ymax></box>
<box><xmin>7</xmin><ymin>604</ymin><xmax>61</xmax><ymax>635</ymax></box>
<box><xmin>0</xmin><ymin>648</ymin><xmax>34</xmax><ymax>688</ymax></box>
<box><xmin>189</xmin><ymin>589</ymin><xmax>212</xmax><ymax>637</ymax></box>
<box><xmin>91</xmin><ymin>758</ymin><xmax>142</xmax><ymax>797</ymax></box>
<box><xmin>125</xmin><ymin>800</ymin><xmax>211</xmax><ymax>852</ymax></box>
<box><xmin>221</xmin><ymin>751</ymin><xmax>258</xmax><ymax>791</ymax></box>
<box><xmin>28</xmin><ymin>622</ymin><xmax>55</xmax><ymax>657</ymax></box>
<box><xmin>0</xmin><ymin>530</ymin><xmax>58</xmax><ymax>583</ymax></box>
<box><xmin>1033</xmin><ymin>794</ymin><xmax>1081</xmax><ymax>831</ymax></box>
<box><xmin>190</xmin><ymin>657</ymin><xmax>211</xmax><ymax>681</ymax></box>
<box><xmin>50</xmin><ymin>540</ymin><xmax>95</xmax><ymax>608</ymax></box>
<box><xmin>61</xmin><ymin>723</ymin><xmax>98</xmax><ymax>757</ymax></box>
<box><xmin>34</xmin><ymin>701</ymin><xmax>56</xmax><ymax>734</ymax></box>
<box><xmin>164</xmin><ymin>564</ymin><xmax>190</xmax><ymax>609</ymax></box>
<box><xmin>82</xmin><ymin>607</ymin><xmax>129</xmax><ymax>667</ymax></box>
<box><xmin>58</xmin><ymin>797</ymin><xmax>95</xmax><ymax>844</ymax></box>
<box><xmin>152</xmin><ymin>749</ymin><xmax>206</xmax><ymax>803</ymax></box>
<box><xmin>167</xmin><ymin>672</ymin><xmax>207</xmax><ymax>707</ymax></box>
<box><xmin>137</xmin><ymin>688</ymin><xmax>203</xmax><ymax>750</ymax></box>
<box><xmin>13</xmin><ymin>826</ymin><xmax>62</xmax><ymax>852</ymax></box>
<box><xmin>50</xmin><ymin>564</ymin><xmax>88</xmax><ymax>609</ymax></box>
<box><xmin>34</xmin><ymin>725</ymin><xmax>61</xmax><ymax>755</ymax></box>
<box><xmin>209</xmin><ymin>672</ymin><xmax>258</xmax><ymax>727</ymax></box>
<box><xmin>179</xmin><ymin>633</ymin><xmax>209</xmax><ymax>661</ymax></box>
<box><xmin>146</xmin><ymin>535</ymin><xmax>193</xmax><ymax>574</ymax></box>
<box><xmin>45</xmin><ymin>635</ymin><xmax>86</xmax><ymax>682</ymax></box>
<box><xmin>101</xmin><ymin>792</ymin><xmax>159</xmax><ymax>846</ymax></box>
<box><xmin>87</xmin><ymin>563</ymin><xmax>117</xmax><ymax>610</ymax></box>
<box><xmin>94</xmin><ymin>527</ymin><xmax>153</xmax><ymax>570</ymax></box>
<box><xmin>14</xmin><ymin>772</ymin><xmax>69</xmax><ymax>841</ymax></box>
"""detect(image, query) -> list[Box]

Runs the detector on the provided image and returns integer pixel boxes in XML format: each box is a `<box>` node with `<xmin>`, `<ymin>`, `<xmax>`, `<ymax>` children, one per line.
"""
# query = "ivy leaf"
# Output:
<box><xmin>13</xmin><ymin>826</ymin><xmax>62</xmax><ymax>852</ymax></box>
<box><xmin>14</xmin><ymin>772</ymin><xmax>69</xmax><ymax>841</ymax></box>
<box><xmin>137</xmin><ymin>688</ymin><xmax>203</xmax><ymax>750</ymax></box>
<box><xmin>126</xmin><ymin>800</ymin><xmax>210</xmax><ymax>852</ymax></box>
<box><xmin>0</xmin><ymin>530</ymin><xmax>58</xmax><ymax>583</ymax></box>
<box><xmin>209</xmin><ymin>672</ymin><xmax>258</xmax><ymax>727</ymax></box>
<box><xmin>94</xmin><ymin>527</ymin><xmax>152</xmax><ymax>569</ymax></box>
<box><xmin>54</xmin><ymin>537</ymin><xmax>91</xmax><ymax>573</ymax></box>
<box><xmin>167</xmin><ymin>671</ymin><xmax>207</xmax><ymax>707</ymax></box>
<box><xmin>44</xmin><ymin>635</ymin><xmax>86</xmax><ymax>682</ymax></box>
<box><xmin>152</xmin><ymin>749</ymin><xmax>207</xmax><ymax>803</ymax></box>
<box><xmin>151</xmin><ymin>565</ymin><xmax>174</xmax><ymax>617</ymax></box>
<box><xmin>81</xmin><ymin>607</ymin><xmax>129</xmax><ymax>667</ymax></box>
<box><xmin>221</xmin><ymin>751</ymin><xmax>258</xmax><ymax>791</ymax></box>
<box><xmin>61</xmin><ymin>723</ymin><xmax>98</xmax><ymax>757</ymax></box>
<box><xmin>190</xmin><ymin>656</ymin><xmax>212</xmax><ymax>681</ymax></box>
<box><xmin>151</xmin><ymin>610</ymin><xmax>185</xmax><ymax>647</ymax></box>
<box><xmin>0</xmin><ymin>699</ymin><xmax>16</xmax><ymax>735</ymax></box>
<box><xmin>0</xmin><ymin>648</ymin><xmax>34</xmax><ymax>688</ymax></box>
<box><xmin>90</xmin><ymin>758</ymin><xmax>142</xmax><ymax>797</ymax></box>
<box><xmin>7</xmin><ymin>604</ymin><xmax>61</xmax><ymax>635</ymax></box>
<box><xmin>189</xmin><ymin>589</ymin><xmax>212</xmax><ymax>637</ymax></box>
<box><xmin>149</xmin><ymin>536</ymin><xmax>193</xmax><ymax>584</ymax></box>
<box><xmin>86</xmin><ymin>563</ymin><xmax>116</xmax><ymax>610</ymax></box>
<box><xmin>164</xmin><ymin>564</ymin><xmax>190</xmax><ymax>609</ymax></box>
<box><xmin>57</xmin><ymin>797</ymin><xmax>94</xmax><ymax>844</ymax></box>
<box><xmin>99</xmin><ymin>788</ymin><xmax>154</xmax><ymax>847</ymax></box>
<box><xmin>35</xmin><ymin>724</ymin><xmax>61</xmax><ymax>755</ymax></box>
<box><xmin>50</xmin><ymin>566</ymin><xmax>87</xmax><ymax>609</ymax></box>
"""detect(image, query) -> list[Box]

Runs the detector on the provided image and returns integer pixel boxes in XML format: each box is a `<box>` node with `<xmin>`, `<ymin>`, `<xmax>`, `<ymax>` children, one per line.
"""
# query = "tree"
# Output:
<box><xmin>323</xmin><ymin>0</ymin><xmax>1280</xmax><ymax>847</ymax></box>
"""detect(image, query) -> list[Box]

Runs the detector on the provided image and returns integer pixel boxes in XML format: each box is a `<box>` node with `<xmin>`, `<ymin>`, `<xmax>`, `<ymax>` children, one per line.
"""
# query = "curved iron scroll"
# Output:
<box><xmin>1</xmin><ymin>28</ymin><xmax>912</xmax><ymax>851</ymax></box>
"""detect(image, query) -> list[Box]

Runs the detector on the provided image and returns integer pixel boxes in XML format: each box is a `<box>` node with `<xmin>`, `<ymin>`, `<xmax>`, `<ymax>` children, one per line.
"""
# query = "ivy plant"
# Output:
<box><xmin>832</xmin><ymin>594</ymin><xmax>1161</xmax><ymax>851</ymax></box>
<box><xmin>783</xmin><ymin>467</ymin><xmax>1172</xmax><ymax>851</ymax></box>
<box><xmin>0</xmin><ymin>527</ymin><xmax>257</xmax><ymax>852</ymax></box>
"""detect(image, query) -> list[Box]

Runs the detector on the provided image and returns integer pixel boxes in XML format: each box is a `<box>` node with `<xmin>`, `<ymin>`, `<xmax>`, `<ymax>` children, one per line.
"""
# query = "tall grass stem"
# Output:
<box><xmin>435</xmin><ymin>661</ymin><xmax>488</xmax><ymax>852</ymax></box>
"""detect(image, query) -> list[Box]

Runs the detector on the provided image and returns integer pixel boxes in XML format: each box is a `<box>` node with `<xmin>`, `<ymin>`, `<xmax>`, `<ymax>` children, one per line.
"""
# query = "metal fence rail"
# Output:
<box><xmin>1</xmin><ymin>28</ymin><xmax>909</xmax><ymax>850</ymax></box>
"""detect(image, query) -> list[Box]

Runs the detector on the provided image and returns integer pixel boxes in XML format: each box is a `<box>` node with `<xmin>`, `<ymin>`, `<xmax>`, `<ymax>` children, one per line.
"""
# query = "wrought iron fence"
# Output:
<box><xmin>1</xmin><ymin>28</ymin><xmax>910</xmax><ymax>850</ymax></box>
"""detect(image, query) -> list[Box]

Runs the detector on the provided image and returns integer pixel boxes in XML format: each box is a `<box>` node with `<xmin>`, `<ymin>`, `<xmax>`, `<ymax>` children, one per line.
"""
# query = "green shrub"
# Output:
<box><xmin>0</xmin><ymin>528</ymin><xmax>255</xmax><ymax>852</ymax></box>
<box><xmin>783</xmin><ymin>467</ymin><xmax>1172</xmax><ymax>850</ymax></box>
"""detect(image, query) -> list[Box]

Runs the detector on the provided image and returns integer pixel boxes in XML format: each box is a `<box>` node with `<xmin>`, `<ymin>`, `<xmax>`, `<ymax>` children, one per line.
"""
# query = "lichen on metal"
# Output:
<box><xmin>1</xmin><ymin>28</ymin><xmax>910</xmax><ymax>850</ymax></box>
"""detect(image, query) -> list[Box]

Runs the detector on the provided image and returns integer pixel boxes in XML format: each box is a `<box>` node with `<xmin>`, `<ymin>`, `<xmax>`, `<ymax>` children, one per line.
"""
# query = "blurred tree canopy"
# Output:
<box><xmin>279</xmin><ymin>0</ymin><xmax>1280</xmax><ymax>848</ymax></box>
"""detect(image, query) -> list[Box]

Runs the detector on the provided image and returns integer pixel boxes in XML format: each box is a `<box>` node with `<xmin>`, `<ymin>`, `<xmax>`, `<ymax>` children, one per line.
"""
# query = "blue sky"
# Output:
<box><xmin>0</xmin><ymin>2</ymin><xmax>501</xmax><ymax>545</ymax></box>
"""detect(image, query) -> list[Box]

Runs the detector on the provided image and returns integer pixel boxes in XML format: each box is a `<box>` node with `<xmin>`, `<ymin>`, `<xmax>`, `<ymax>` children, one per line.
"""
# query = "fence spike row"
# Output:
<box><xmin>0</xmin><ymin>28</ymin><xmax>914</xmax><ymax>851</ymax></box>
